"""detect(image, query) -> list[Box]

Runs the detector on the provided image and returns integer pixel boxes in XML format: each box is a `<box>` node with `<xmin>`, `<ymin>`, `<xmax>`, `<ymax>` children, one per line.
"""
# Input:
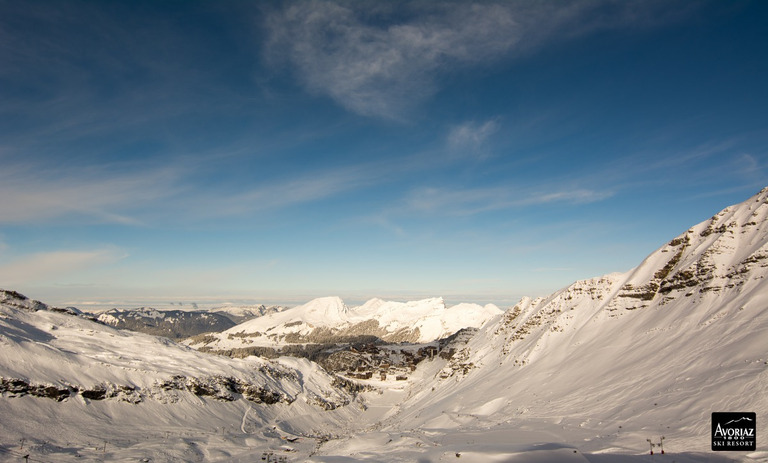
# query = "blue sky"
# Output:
<box><xmin>1</xmin><ymin>0</ymin><xmax>767</xmax><ymax>308</ymax></box>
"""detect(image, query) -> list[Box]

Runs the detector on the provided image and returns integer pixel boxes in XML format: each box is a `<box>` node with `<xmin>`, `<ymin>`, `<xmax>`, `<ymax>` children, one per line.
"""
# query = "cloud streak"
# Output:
<box><xmin>446</xmin><ymin>119</ymin><xmax>501</xmax><ymax>159</ymax></box>
<box><xmin>263</xmin><ymin>0</ymin><xmax>693</xmax><ymax>119</ymax></box>
<box><xmin>0</xmin><ymin>162</ymin><xmax>185</xmax><ymax>225</ymax></box>
<box><xmin>0</xmin><ymin>247</ymin><xmax>128</xmax><ymax>286</ymax></box>
<box><xmin>264</xmin><ymin>1</ymin><xmax>521</xmax><ymax>118</ymax></box>
<box><xmin>403</xmin><ymin>185</ymin><xmax>613</xmax><ymax>217</ymax></box>
<box><xmin>199</xmin><ymin>165</ymin><xmax>380</xmax><ymax>218</ymax></box>
<box><xmin>0</xmin><ymin>0</ymin><xmax>249</xmax><ymax>157</ymax></box>
<box><xmin>0</xmin><ymin>154</ymin><xmax>413</xmax><ymax>225</ymax></box>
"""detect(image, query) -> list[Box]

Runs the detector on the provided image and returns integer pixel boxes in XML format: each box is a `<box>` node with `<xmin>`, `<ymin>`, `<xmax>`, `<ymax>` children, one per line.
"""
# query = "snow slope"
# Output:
<box><xmin>0</xmin><ymin>290</ymin><xmax>359</xmax><ymax>462</ymax></box>
<box><xmin>311</xmin><ymin>187</ymin><xmax>768</xmax><ymax>461</ymax></box>
<box><xmin>188</xmin><ymin>296</ymin><xmax>503</xmax><ymax>350</ymax></box>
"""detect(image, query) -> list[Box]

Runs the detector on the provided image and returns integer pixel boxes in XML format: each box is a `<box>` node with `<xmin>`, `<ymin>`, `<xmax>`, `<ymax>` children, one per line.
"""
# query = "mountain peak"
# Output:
<box><xmin>297</xmin><ymin>296</ymin><xmax>349</xmax><ymax>325</ymax></box>
<box><xmin>0</xmin><ymin>289</ymin><xmax>49</xmax><ymax>312</ymax></box>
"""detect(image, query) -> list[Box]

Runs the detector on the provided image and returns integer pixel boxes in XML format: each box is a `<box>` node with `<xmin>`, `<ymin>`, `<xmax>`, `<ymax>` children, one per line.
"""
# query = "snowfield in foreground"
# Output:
<box><xmin>3</xmin><ymin>188</ymin><xmax>768</xmax><ymax>462</ymax></box>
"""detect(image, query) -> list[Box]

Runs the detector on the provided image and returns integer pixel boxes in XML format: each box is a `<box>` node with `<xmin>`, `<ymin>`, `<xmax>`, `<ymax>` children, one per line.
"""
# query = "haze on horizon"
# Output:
<box><xmin>1</xmin><ymin>0</ymin><xmax>767</xmax><ymax>308</ymax></box>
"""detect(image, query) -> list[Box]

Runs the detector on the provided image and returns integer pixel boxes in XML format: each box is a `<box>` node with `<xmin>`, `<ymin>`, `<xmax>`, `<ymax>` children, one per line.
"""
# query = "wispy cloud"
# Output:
<box><xmin>532</xmin><ymin>267</ymin><xmax>574</xmax><ymax>272</ymax></box>
<box><xmin>264</xmin><ymin>2</ymin><xmax>521</xmax><ymax>119</ymax></box>
<box><xmin>0</xmin><ymin>162</ymin><xmax>185</xmax><ymax>225</ymax></box>
<box><xmin>0</xmin><ymin>247</ymin><xmax>128</xmax><ymax>286</ymax></box>
<box><xmin>263</xmin><ymin>1</ymin><xmax>693</xmax><ymax>119</ymax></box>
<box><xmin>0</xmin><ymin>153</ymin><xmax>414</xmax><ymax>225</ymax></box>
<box><xmin>404</xmin><ymin>185</ymin><xmax>613</xmax><ymax>216</ymax></box>
<box><xmin>446</xmin><ymin>119</ymin><xmax>501</xmax><ymax>159</ymax></box>
<box><xmin>593</xmin><ymin>139</ymin><xmax>760</xmax><ymax>195</ymax></box>
<box><xmin>0</xmin><ymin>1</ymin><xmax>247</xmax><ymax>152</ymax></box>
<box><xmin>199</xmin><ymin>165</ymin><xmax>379</xmax><ymax>217</ymax></box>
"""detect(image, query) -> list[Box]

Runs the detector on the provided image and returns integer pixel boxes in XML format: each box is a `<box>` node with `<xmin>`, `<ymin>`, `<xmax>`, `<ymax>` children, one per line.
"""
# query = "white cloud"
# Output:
<box><xmin>263</xmin><ymin>1</ymin><xmax>692</xmax><ymax>119</ymax></box>
<box><xmin>194</xmin><ymin>160</ymin><xmax>405</xmax><ymax>218</ymax></box>
<box><xmin>404</xmin><ymin>185</ymin><xmax>612</xmax><ymax>216</ymax></box>
<box><xmin>447</xmin><ymin>119</ymin><xmax>501</xmax><ymax>159</ymax></box>
<box><xmin>0</xmin><ymin>163</ymin><xmax>184</xmax><ymax>225</ymax></box>
<box><xmin>264</xmin><ymin>2</ymin><xmax>520</xmax><ymax>118</ymax></box>
<box><xmin>0</xmin><ymin>155</ymin><xmax>410</xmax><ymax>225</ymax></box>
<box><xmin>0</xmin><ymin>247</ymin><xmax>128</xmax><ymax>286</ymax></box>
<box><xmin>233</xmin><ymin>171</ymin><xmax>361</xmax><ymax>212</ymax></box>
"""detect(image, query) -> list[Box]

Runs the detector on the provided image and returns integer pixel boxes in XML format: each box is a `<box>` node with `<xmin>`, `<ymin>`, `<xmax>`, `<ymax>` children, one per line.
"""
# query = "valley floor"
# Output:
<box><xmin>306</xmin><ymin>359</ymin><xmax>767</xmax><ymax>463</ymax></box>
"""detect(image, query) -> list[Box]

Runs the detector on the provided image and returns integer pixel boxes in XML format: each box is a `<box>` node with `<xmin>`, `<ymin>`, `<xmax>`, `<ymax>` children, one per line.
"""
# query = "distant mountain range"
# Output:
<box><xmin>185</xmin><ymin>296</ymin><xmax>502</xmax><ymax>353</ymax></box>
<box><xmin>89</xmin><ymin>304</ymin><xmax>287</xmax><ymax>339</ymax></box>
<box><xmin>93</xmin><ymin>308</ymin><xmax>236</xmax><ymax>339</ymax></box>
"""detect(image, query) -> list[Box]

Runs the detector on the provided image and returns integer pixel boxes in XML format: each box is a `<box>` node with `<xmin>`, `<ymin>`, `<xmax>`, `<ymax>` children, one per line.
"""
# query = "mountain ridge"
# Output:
<box><xmin>342</xmin><ymin>186</ymin><xmax>768</xmax><ymax>458</ymax></box>
<box><xmin>187</xmin><ymin>296</ymin><xmax>503</xmax><ymax>350</ymax></box>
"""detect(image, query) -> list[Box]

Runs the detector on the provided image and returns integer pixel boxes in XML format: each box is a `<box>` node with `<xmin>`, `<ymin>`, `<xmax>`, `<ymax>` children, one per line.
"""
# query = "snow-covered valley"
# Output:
<box><xmin>3</xmin><ymin>188</ymin><xmax>768</xmax><ymax>462</ymax></box>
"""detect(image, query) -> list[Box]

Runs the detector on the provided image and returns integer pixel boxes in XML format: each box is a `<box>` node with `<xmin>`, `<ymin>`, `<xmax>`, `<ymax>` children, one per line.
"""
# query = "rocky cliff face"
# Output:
<box><xmin>610</xmin><ymin>189</ymin><xmax>768</xmax><ymax>310</ymax></box>
<box><xmin>0</xmin><ymin>289</ymin><xmax>56</xmax><ymax>312</ymax></box>
<box><xmin>471</xmin><ymin>187</ymin><xmax>768</xmax><ymax>368</ymax></box>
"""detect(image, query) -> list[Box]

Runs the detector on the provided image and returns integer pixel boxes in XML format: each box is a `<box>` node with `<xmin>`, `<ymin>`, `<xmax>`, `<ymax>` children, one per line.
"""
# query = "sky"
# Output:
<box><xmin>1</xmin><ymin>0</ymin><xmax>767</xmax><ymax>309</ymax></box>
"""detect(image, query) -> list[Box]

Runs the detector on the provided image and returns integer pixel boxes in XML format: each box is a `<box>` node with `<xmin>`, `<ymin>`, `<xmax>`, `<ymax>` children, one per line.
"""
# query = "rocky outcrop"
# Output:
<box><xmin>153</xmin><ymin>375</ymin><xmax>291</xmax><ymax>405</ymax></box>
<box><xmin>0</xmin><ymin>377</ymin><xmax>71</xmax><ymax>401</ymax></box>
<box><xmin>96</xmin><ymin>308</ymin><xmax>236</xmax><ymax>339</ymax></box>
<box><xmin>0</xmin><ymin>374</ymin><xmax>301</xmax><ymax>406</ymax></box>
<box><xmin>0</xmin><ymin>377</ymin><xmax>141</xmax><ymax>403</ymax></box>
<box><xmin>0</xmin><ymin>290</ymin><xmax>50</xmax><ymax>312</ymax></box>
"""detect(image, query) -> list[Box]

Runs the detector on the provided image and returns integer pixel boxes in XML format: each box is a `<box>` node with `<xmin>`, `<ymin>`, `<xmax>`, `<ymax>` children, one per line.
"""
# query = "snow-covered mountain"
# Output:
<box><xmin>314</xmin><ymin>187</ymin><xmax>768</xmax><ymax>461</ymax></box>
<box><xmin>3</xmin><ymin>188</ymin><xmax>768</xmax><ymax>462</ymax></box>
<box><xmin>209</xmin><ymin>304</ymin><xmax>287</xmax><ymax>324</ymax></box>
<box><xmin>185</xmin><ymin>296</ymin><xmax>503</xmax><ymax>352</ymax></box>
<box><xmin>91</xmin><ymin>304</ymin><xmax>288</xmax><ymax>340</ymax></box>
<box><xmin>94</xmin><ymin>307</ymin><xmax>237</xmax><ymax>339</ymax></box>
<box><xmin>0</xmin><ymin>289</ymin><xmax>361</xmax><ymax>461</ymax></box>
